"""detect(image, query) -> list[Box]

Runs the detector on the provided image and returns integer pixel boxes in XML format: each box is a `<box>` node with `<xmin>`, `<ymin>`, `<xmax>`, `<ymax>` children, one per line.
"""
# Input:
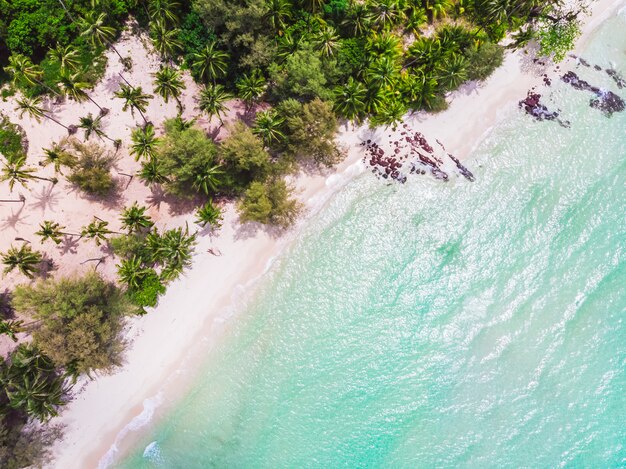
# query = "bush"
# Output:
<box><xmin>110</xmin><ymin>234</ymin><xmax>150</xmax><ymax>262</ymax></box>
<box><xmin>66</xmin><ymin>140</ymin><xmax>116</xmax><ymax>196</ymax></box>
<box><xmin>155</xmin><ymin>122</ymin><xmax>221</xmax><ymax>197</ymax></box>
<box><xmin>283</xmin><ymin>98</ymin><xmax>344</xmax><ymax>167</ymax></box>
<box><xmin>220</xmin><ymin>121</ymin><xmax>271</xmax><ymax>190</ymax></box>
<box><xmin>238</xmin><ymin>178</ymin><xmax>301</xmax><ymax>228</ymax></box>
<box><xmin>12</xmin><ymin>272</ymin><xmax>134</xmax><ymax>376</ymax></box>
<box><xmin>465</xmin><ymin>42</ymin><xmax>504</xmax><ymax>81</ymax></box>
<box><xmin>127</xmin><ymin>270</ymin><xmax>165</xmax><ymax>309</ymax></box>
<box><xmin>0</xmin><ymin>113</ymin><xmax>27</xmax><ymax>163</ymax></box>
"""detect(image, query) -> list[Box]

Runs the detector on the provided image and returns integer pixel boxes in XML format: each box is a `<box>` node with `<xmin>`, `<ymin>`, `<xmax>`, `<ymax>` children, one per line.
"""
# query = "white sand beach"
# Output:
<box><xmin>0</xmin><ymin>0</ymin><xmax>619</xmax><ymax>466</ymax></box>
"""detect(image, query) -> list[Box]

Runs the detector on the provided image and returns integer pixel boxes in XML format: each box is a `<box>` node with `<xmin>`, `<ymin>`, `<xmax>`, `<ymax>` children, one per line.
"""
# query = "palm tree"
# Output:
<box><xmin>366</xmin><ymin>56</ymin><xmax>400</xmax><ymax>90</ymax></box>
<box><xmin>315</xmin><ymin>26</ymin><xmax>340</xmax><ymax>58</ymax></box>
<box><xmin>115</xmin><ymin>84</ymin><xmax>153</xmax><ymax>125</ymax></box>
<box><xmin>4</xmin><ymin>53</ymin><xmax>59</xmax><ymax>96</ymax></box>
<box><xmin>1</xmin><ymin>156</ymin><xmax>58</xmax><ymax>191</ymax></box>
<box><xmin>150</xmin><ymin>20</ymin><xmax>182</xmax><ymax>60</ymax></box>
<box><xmin>147</xmin><ymin>227</ymin><xmax>196</xmax><ymax>281</ymax></box>
<box><xmin>78</xmin><ymin>113</ymin><xmax>116</xmax><ymax>144</ymax></box>
<box><xmin>49</xmin><ymin>44</ymin><xmax>81</xmax><ymax>73</ymax></box>
<box><xmin>191</xmin><ymin>42</ymin><xmax>229</xmax><ymax>83</ymax></box>
<box><xmin>168</xmin><ymin>115</ymin><xmax>195</xmax><ymax>132</ymax></box>
<box><xmin>197</xmin><ymin>84</ymin><xmax>231</xmax><ymax>126</ymax></box>
<box><xmin>58</xmin><ymin>71</ymin><xmax>107</xmax><ymax>114</ymax></box>
<box><xmin>195</xmin><ymin>200</ymin><xmax>223</xmax><ymax>228</ymax></box>
<box><xmin>265</xmin><ymin>0</ymin><xmax>293</xmax><ymax>33</ymax></box>
<box><xmin>1</xmin><ymin>244</ymin><xmax>43</xmax><ymax>278</ymax></box>
<box><xmin>236</xmin><ymin>70</ymin><xmax>266</xmax><ymax>110</ymax></box>
<box><xmin>436</xmin><ymin>54</ymin><xmax>468</xmax><ymax>90</ymax></box>
<box><xmin>193</xmin><ymin>164</ymin><xmax>224</xmax><ymax>195</ymax></box>
<box><xmin>117</xmin><ymin>255</ymin><xmax>149</xmax><ymax>289</ymax></box>
<box><xmin>153</xmin><ymin>66</ymin><xmax>185</xmax><ymax>111</ymax></box>
<box><xmin>367</xmin><ymin>32</ymin><xmax>403</xmax><ymax>59</ymax></box>
<box><xmin>120</xmin><ymin>203</ymin><xmax>154</xmax><ymax>233</ymax></box>
<box><xmin>81</xmin><ymin>218</ymin><xmax>115</xmax><ymax>246</ymax></box>
<box><xmin>334</xmin><ymin>77</ymin><xmax>367</xmax><ymax>121</ymax></box>
<box><xmin>253</xmin><ymin>110</ymin><xmax>285</xmax><ymax>147</ymax></box>
<box><xmin>370</xmin><ymin>0</ymin><xmax>405</xmax><ymax>30</ymax></box>
<box><xmin>35</xmin><ymin>220</ymin><xmax>79</xmax><ymax>245</ymax></box>
<box><xmin>78</xmin><ymin>11</ymin><xmax>125</xmax><ymax>61</ymax></box>
<box><xmin>130</xmin><ymin>124</ymin><xmax>159</xmax><ymax>161</ymax></box>
<box><xmin>40</xmin><ymin>144</ymin><xmax>77</xmax><ymax>174</ymax></box>
<box><xmin>303</xmin><ymin>0</ymin><xmax>324</xmax><ymax>13</ymax></box>
<box><xmin>2</xmin><ymin>344</ymin><xmax>68</xmax><ymax>422</ymax></box>
<box><xmin>0</xmin><ymin>319</ymin><xmax>24</xmax><ymax>342</ymax></box>
<box><xmin>371</xmin><ymin>93</ymin><xmax>407</xmax><ymax>128</ymax></box>
<box><xmin>15</xmin><ymin>96</ymin><xmax>74</xmax><ymax>133</ymax></box>
<box><xmin>422</xmin><ymin>0</ymin><xmax>452</xmax><ymax>23</ymax></box>
<box><xmin>343</xmin><ymin>4</ymin><xmax>372</xmax><ymax>36</ymax></box>
<box><xmin>138</xmin><ymin>159</ymin><xmax>168</xmax><ymax>186</ymax></box>
<box><xmin>148</xmin><ymin>0</ymin><xmax>181</xmax><ymax>25</ymax></box>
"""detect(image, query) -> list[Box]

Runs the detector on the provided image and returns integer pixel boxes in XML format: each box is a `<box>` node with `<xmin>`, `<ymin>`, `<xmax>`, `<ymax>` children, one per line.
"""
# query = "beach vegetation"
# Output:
<box><xmin>195</xmin><ymin>200</ymin><xmax>223</xmax><ymax>228</ymax></box>
<box><xmin>12</xmin><ymin>272</ymin><xmax>134</xmax><ymax>376</ymax></box>
<box><xmin>238</xmin><ymin>178</ymin><xmax>301</xmax><ymax>228</ymax></box>
<box><xmin>66</xmin><ymin>140</ymin><xmax>116</xmax><ymax>196</ymax></box>
<box><xmin>1</xmin><ymin>244</ymin><xmax>43</xmax><ymax>279</ymax></box>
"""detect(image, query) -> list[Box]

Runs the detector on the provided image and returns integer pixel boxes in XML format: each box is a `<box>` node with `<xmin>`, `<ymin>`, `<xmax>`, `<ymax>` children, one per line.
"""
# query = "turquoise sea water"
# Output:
<box><xmin>118</xmin><ymin>12</ymin><xmax>626</xmax><ymax>468</ymax></box>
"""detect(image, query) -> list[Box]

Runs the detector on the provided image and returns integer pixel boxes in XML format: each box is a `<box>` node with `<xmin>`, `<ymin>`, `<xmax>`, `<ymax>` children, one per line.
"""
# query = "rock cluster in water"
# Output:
<box><xmin>361</xmin><ymin>124</ymin><xmax>475</xmax><ymax>184</ymax></box>
<box><xmin>561</xmin><ymin>70</ymin><xmax>625</xmax><ymax>116</ymax></box>
<box><xmin>518</xmin><ymin>92</ymin><xmax>570</xmax><ymax>127</ymax></box>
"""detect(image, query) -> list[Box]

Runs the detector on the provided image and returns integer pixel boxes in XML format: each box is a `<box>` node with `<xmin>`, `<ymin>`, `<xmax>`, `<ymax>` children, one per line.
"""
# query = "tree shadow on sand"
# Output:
<box><xmin>31</xmin><ymin>183</ymin><xmax>61</xmax><ymax>213</ymax></box>
<box><xmin>1</xmin><ymin>205</ymin><xmax>29</xmax><ymax>232</ymax></box>
<box><xmin>145</xmin><ymin>185</ymin><xmax>201</xmax><ymax>216</ymax></box>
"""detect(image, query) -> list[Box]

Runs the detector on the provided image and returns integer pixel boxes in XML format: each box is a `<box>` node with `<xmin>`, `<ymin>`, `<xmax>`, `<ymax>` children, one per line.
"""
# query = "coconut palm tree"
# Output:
<box><xmin>370</xmin><ymin>0</ymin><xmax>405</xmax><ymax>30</ymax></box>
<box><xmin>115</xmin><ymin>84</ymin><xmax>153</xmax><ymax>125</ymax></box>
<box><xmin>333</xmin><ymin>77</ymin><xmax>367</xmax><ymax>121</ymax></box>
<box><xmin>49</xmin><ymin>44</ymin><xmax>81</xmax><ymax>73</ymax></box>
<box><xmin>169</xmin><ymin>115</ymin><xmax>195</xmax><ymax>131</ymax></box>
<box><xmin>1</xmin><ymin>244</ymin><xmax>43</xmax><ymax>278</ymax></box>
<box><xmin>315</xmin><ymin>26</ymin><xmax>340</xmax><ymax>58</ymax></box>
<box><xmin>2</xmin><ymin>344</ymin><xmax>68</xmax><ymax>422</ymax></box>
<box><xmin>147</xmin><ymin>227</ymin><xmax>196</xmax><ymax>281</ymax></box>
<box><xmin>436</xmin><ymin>53</ymin><xmax>468</xmax><ymax>90</ymax></box>
<box><xmin>4</xmin><ymin>53</ymin><xmax>59</xmax><ymax>96</ymax></box>
<box><xmin>253</xmin><ymin>109</ymin><xmax>286</xmax><ymax>147</ymax></box>
<box><xmin>370</xmin><ymin>93</ymin><xmax>407</xmax><ymax>128</ymax></box>
<box><xmin>40</xmin><ymin>144</ymin><xmax>77</xmax><ymax>174</ymax></box>
<box><xmin>116</xmin><ymin>255</ymin><xmax>149</xmax><ymax>289</ymax></box>
<box><xmin>130</xmin><ymin>124</ymin><xmax>159</xmax><ymax>161</ymax></box>
<box><xmin>265</xmin><ymin>0</ymin><xmax>293</xmax><ymax>33</ymax></box>
<box><xmin>423</xmin><ymin>0</ymin><xmax>453</xmax><ymax>23</ymax></box>
<box><xmin>303</xmin><ymin>0</ymin><xmax>324</xmax><ymax>13</ymax></box>
<box><xmin>366</xmin><ymin>56</ymin><xmax>400</xmax><ymax>90</ymax></box>
<box><xmin>120</xmin><ymin>203</ymin><xmax>154</xmax><ymax>233</ymax></box>
<box><xmin>343</xmin><ymin>3</ymin><xmax>372</xmax><ymax>36</ymax></box>
<box><xmin>138</xmin><ymin>159</ymin><xmax>168</xmax><ymax>186</ymax></box>
<box><xmin>0</xmin><ymin>319</ymin><xmax>24</xmax><ymax>342</ymax></box>
<box><xmin>195</xmin><ymin>199</ymin><xmax>223</xmax><ymax>228</ymax></box>
<box><xmin>193</xmin><ymin>164</ymin><xmax>224</xmax><ymax>195</ymax></box>
<box><xmin>78</xmin><ymin>11</ymin><xmax>125</xmax><ymax>61</ymax></box>
<box><xmin>367</xmin><ymin>32</ymin><xmax>403</xmax><ymax>59</ymax></box>
<box><xmin>197</xmin><ymin>84</ymin><xmax>231</xmax><ymax>126</ymax></box>
<box><xmin>78</xmin><ymin>113</ymin><xmax>116</xmax><ymax>144</ymax></box>
<box><xmin>1</xmin><ymin>156</ymin><xmax>58</xmax><ymax>191</ymax></box>
<box><xmin>191</xmin><ymin>42</ymin><xmax>229</xmax><ymax>83</ymax></box>
<box><xmin>148</xmin><ymin>0</ymin><xmax>181</xmax><ymax>25</ymax></box>
<box><xmin>150</xmin><ymin>20</ymin><xmax>182</xmax><ymax>60</ymax></box>
<box><xmin>236</xmin><ymin>70</ymin><xmax>266</xmax><ymax>110</ymax></box>
<box><xmin>15</xmin><ymin>96</ymin><xmax>74</xmax><ymax>133</ymax></box>
<box><xmin>153</xmin><ymin>66</ymin><xmax>185</xmax><ymax>111</ymax></box>
<box><xmin>35</xmin><ymin>220</ymin><xmax>78</xmax><ymax>244</ymax></box>
<box><xmin>58</xmin><ymin>71</ymin><xmax>107</xmax><ymax>114</ymax></box>
<box><xmin>81</xmin><ymin>218</ymin><xmax>115</xmax><ymax>246</ymax></box>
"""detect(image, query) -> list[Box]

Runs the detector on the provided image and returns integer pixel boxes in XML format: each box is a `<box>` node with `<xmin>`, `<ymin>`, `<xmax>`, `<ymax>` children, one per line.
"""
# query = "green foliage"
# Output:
<box><xmin>0</xmin><ymin>417</ymin><xmax>61</xmax><ymax>469</ymax></box>
<box><xmin>1</xmin><ymin>244</ymin><xmax>43</xmax><ymax>279</ymax></box>
<box><xmin>154</xmin><ymin>122</ymin><xmax>221</xmax><ymax>197</ymax></box>
<box><xmin>66</xmin><ymin>140</ymin><xmax>116</xmax><ymax>196</ymax></box>
<box><xmin>0</xmin><ymin>113</ymin><xmax>27</xmax><ymax>163</ymax></box>
<box><xmin>12</xmin><ymin>272</ymin><xmax>134</xmax><ymax>375</ymax></box>
<box><xmin>538</xmin><ymin>19</ymin><xmax>581</xmax><ymax>62</ymax></box>
<box><xmin>269</xmin><ymin>45</ymin><xmax>335</xmax><ymax>102</ymax></box>
<box><xmin>179</xmin><ymin>10</ymin><xmax>216</xmax><ymax>66</ymax></box>
<box><xmin>195</xmin><ymin>199</ymin><xmax>223</xmax><ymax>228</ymax></box>
<box><xmin>238</xmin><ymin>178</ymin><xmax>301</xmax><ymax>228</ymax></box>
<box><xmin>283</xmin><ymin>98</ymin><xmax>344</xmax><ymax>167</ymax></box>
<box><xmin>465</xmin><ymin>42</ymin><xmax>504</xmax><ymax>81</ymax></box>
<box><xmin>146</xmin><ymin>227</ymin><xmax>197</xmax><ymax>281</ymax></box>
<box><xmin>220</xmin><ymin>121</ymin><xmax>272</xmax><ymax>189</ymax></box>
<box><xmin>127</xmin><ymin>270</ymin><xmax>165</xmax><ymax>308</ymax></box>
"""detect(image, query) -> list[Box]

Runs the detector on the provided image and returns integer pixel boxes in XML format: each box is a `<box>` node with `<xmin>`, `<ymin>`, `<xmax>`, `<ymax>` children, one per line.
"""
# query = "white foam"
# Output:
<box><xmin>97</xmin><ymin>393</ymin><xmax>163</xmax><ymax>469</ymax></box>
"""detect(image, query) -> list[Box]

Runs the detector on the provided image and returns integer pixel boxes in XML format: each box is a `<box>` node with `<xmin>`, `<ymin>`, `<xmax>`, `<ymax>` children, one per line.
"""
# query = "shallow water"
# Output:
<box><xmin>118</xmin><ymin>12</ymin><xmax>626</xmax><ymax>468</ymax></box>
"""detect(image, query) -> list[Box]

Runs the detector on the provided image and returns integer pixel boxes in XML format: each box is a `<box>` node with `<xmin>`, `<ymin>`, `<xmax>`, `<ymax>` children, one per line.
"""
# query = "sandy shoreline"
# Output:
<box><xmin>45</xmin><ymin>1</ymin><xmax>625</xmax><ymax>467</ymax></box>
